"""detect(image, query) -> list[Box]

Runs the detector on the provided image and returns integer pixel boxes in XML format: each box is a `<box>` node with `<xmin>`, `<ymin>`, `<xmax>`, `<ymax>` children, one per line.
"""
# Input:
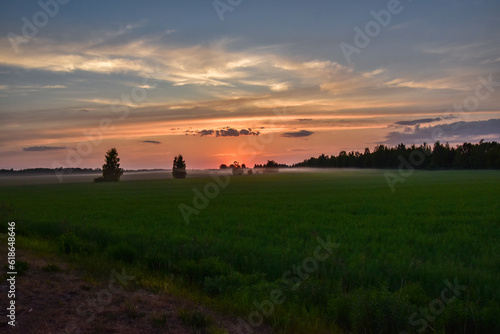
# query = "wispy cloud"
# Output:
<box><xmin>0</xmin><ymin>84</ymin><xmax>67</xmax><ymax>92</ymax></box>
<box><xmin>422</xmin><ymin>40</ymin><xmax>500</xmax><ymax>61</ymax></box>
<box><xmin>193</xmin><ymin>128</ymin><xmax>260</xmax><ymax>137</ymax></box>
<box><xmin>141</xmin><ymin>140</ymin><xmax>161</xmax><ymax>144</ymax></box>
<box><xmin>0</xmin><ymin>32</ymin><xmax>380</xmax><ymax>97</ymax></box>
<box><xmin>281</xmin><ymin>130</ymin><xmax>314</xmax><ymax>138</ymax></box>
<box><xmin>23</xmin><ymin>146</ymin><xmax>67</xmax><ymax>152</ymax></box>
<box><xmin>394</xmin><ymin>118</ymin><xmax>442</xmax><ymax>126</ymax></box>
<box><xmin>287</xmin><ymin>148</ymin><xmax>310</xmax><ymax>152</ymax></box>
<box><xmin>384</xmin><ymin>77</ymin><xmax>467</xmax><ymax>91</ymax></box>
<box><xmin>385</xmin><ymin>119</ymin><xmax>500</xmax><ymax>144</ymax></box>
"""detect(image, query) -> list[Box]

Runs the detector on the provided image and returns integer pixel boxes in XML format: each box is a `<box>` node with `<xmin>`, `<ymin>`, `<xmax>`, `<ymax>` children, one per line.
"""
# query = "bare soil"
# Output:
<box><xmin>0</xmin><ymin>248</ymin><xmax>272</xmax><ymax>334</ymax></box>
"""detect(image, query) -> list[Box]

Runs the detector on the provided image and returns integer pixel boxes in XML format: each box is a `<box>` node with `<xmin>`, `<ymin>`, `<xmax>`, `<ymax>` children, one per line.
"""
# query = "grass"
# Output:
<box><xmin>0</xmin><ymin>170</ymin><xmax>499</xmax><ymax>333</ymax></box>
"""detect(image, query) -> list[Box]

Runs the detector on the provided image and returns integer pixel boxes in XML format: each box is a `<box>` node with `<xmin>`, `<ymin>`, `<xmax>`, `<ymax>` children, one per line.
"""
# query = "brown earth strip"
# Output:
<box><xmin>0</xmin><ymin>248</ymin><xmax>273</xmax><ymax>334</ymax></box>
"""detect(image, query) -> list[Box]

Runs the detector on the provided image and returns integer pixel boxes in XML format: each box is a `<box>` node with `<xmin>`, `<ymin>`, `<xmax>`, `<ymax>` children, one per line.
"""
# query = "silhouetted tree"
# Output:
<box><xmin>264</xmin><ymin>160</ymin><xmax>278</xmax><ymax>167</ymax></box>
<box><xmin>230</xmin><ymin>161</ymin><xmax>241</xmax><ymax>169</ymax></box>
<box><xmin>94</xmin><ymin>148</ymin><xmax>123</xmax><ymax>182</ymax></box>
<box><xmin>173</xmin><ymin>154</ymin><xmax>186</xmax><ymax>169</ymax></box>
<box><xmin>254</xmin><ymin>160</ymin><xmax>287</xmax><ymax>169</ymax></box>
<box><xmin>172</xmin><ymin>154</ymin><xmax>187</xmax><ymax>179</ymax></box>
<box><xmin>253</xmin><ymin>160</ymin><xmax>282</xmax><ymax>173</ymax></box>
<box><xmin>230</xmin><ymin>161</ymin><xmax>244</xmax><ymax>175</ymax></box>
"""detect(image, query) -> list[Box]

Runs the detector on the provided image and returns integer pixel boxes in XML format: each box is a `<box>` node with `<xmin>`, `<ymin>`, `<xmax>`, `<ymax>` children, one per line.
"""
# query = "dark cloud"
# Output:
<box><xmin>23</xmin><ymin>146</ymin><xmax>67</xmax><ymax>152</ymax></box>
<box><xmin>217</xmin><ymin>128</ymin><xmax>239</xmax><ymax>137</ymax></box>
<box><xmin>198</xmin><ymin>130</ymin><xmax>215</xmax><ymax>136</ymax></box>
<box><xmin>281</xmin><ymin>130</ymin><xmax>314</xmax><ymax>138</ymax></box>
<box><xmin>196</xmin><ymin>128</ymin><xmax>260</xmax><ymax>137</ymax></box>
<box><xmin>385</xmin><ymin>118</ymin><xmax>500</xmax><ymax>144</ymax></box>
<box><xmin>141</xmin><ymin>140</ymin><xmax>161</xmax><ymax>144</ymax></box>
<box><xmin>394</xmin><ymin>117</ymin><xmax>442</xmax><ymax>126</ymax></box>
<box><xmin>297</xmin><ymin>118</ymin><xmax>313</xmax><ymax>122</ymax></box>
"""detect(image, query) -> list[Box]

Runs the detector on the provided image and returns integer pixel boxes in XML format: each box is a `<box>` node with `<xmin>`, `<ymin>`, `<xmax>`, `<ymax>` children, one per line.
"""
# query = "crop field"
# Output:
<box><xmin>1</xmin><ymin>170</ymin><xmax>499</xmax><ymax>333</ymax></box>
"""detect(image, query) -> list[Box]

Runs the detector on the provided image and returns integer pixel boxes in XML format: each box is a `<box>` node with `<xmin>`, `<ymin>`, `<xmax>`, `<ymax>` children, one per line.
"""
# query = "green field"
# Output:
<box><xmin>1</xmin><ymin>170</ymin><xmax>499</xmax><ymax>333</ymax></box>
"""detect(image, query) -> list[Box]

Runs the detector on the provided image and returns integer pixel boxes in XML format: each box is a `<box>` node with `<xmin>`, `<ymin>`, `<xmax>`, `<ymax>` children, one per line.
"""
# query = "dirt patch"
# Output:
<box><xmin>0</xmin><ymin>249</ymin><xmax>273</xmax><ymax>334</ymax></box>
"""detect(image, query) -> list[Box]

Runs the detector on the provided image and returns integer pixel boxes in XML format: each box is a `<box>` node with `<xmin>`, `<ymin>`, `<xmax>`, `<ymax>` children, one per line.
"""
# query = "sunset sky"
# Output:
<box><xmin>1</xmin><ymin>0</ymin><xmax>499</xmax><ymax>170</ymax></box>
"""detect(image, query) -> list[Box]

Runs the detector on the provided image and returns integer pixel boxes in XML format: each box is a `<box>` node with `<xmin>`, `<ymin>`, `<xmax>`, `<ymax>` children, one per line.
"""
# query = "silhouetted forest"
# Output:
<box><xmin>0</xmin><ymin>168</ymin><xmax>100</xmax><ymax>175</ymax></box>
<box><xmin>253</xmin><ymin>160</ymin><xmax>288</xmax><ymax>168</ymax></box>
<box><xmin>293</xmin><ymin>141</ymin><xmax>500</xmax><ymax>169</ymax></box>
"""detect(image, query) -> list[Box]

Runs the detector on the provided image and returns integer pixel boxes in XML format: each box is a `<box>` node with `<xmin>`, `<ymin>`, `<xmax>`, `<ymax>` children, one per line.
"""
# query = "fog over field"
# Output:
<box><xmin>0</xmin><ymin>168</ymin><xmax>345</xmax><ymax>186</ymax></box>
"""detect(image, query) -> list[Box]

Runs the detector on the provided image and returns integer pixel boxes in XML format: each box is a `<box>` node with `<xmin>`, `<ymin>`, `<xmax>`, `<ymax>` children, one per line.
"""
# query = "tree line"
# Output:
<box><xmin>0</xmin><ymin>167</ymin><xmax>100</xmax><ymax>175</ymax></box>
<box><xmin>253</xmin><ymin>160</ymin><xmax>288</xmax><ymax>168</ymax></box>
<box><xmin>293</xmin><ymin>141</ymin><xmax>500</xmax><ymax>169</ymax></box>
<box><xmin>91</xmin><ymin>140</ymin><xmax>500</xmax><ymax>183</ymax></box>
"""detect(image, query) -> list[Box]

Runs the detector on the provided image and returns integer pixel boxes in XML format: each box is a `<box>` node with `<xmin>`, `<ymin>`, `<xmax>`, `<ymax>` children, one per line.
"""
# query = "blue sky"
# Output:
<box><xmin>0</xmin><ymin>0</ymin><xmax>499</xmax><ymax>169</ymax></box>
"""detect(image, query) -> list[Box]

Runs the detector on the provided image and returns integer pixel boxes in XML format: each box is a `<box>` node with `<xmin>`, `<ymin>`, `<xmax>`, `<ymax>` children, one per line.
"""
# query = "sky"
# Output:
<box><xmin>0</xmin><ymin>0</ymin><xmax>499</xmax><ymax>170</ymax></box>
